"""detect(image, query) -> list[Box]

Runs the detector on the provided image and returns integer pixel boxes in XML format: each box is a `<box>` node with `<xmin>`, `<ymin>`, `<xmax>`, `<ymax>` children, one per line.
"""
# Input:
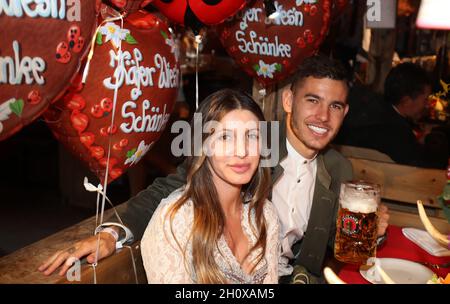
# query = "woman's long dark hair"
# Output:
<box><xmin>166</xmin><ymin>89</ymin><xmax>271</xmax><ymax>283</ymax></box>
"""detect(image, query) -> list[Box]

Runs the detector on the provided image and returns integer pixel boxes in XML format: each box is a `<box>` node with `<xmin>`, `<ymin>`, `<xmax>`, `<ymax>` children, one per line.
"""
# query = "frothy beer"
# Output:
<box><xmin>334</xmin><ymin>181</ymin><xmax>380</xmax><ymax>265</ymax></box>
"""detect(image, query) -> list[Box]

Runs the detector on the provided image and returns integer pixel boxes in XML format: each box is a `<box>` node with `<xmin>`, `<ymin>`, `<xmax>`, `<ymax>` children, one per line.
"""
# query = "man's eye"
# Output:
<box><xmin>307</xmin><ymin>98</ymin><xmax>318</xmax><ymax>103</ymax></box>
<box><xmin>331</xmin><ymin>104</ymin><xmax>344</xmax><ymax>110</ymax></box>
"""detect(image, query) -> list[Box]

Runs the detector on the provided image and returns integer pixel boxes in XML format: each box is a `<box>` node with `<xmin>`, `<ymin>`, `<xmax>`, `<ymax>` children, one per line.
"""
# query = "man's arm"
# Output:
<box><xmin>107</xmin><ymin>159</ymin><xmax>188</xmax><ymax>240</ymax></box>
<box><xmin>39</xmin><ymin>160</ymin><xmax>188</xmax><ymax>275</ymax></box>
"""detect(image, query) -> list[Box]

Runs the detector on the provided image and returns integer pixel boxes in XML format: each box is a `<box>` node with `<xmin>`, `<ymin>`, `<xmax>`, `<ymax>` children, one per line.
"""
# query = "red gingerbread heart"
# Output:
<box><xmin>218</xmin><ymin>0</ymin><xmax>332</xmax><ymax>87</ymax></box>
<box><xmin>44</xmin><ymin>11</ymin><xmax>180</xmax><ymax>184</ymax></box>
<box><xmin>0</xmin><ymin>0</ymin><xmax>98</xmax><ymax>141</ymax></box>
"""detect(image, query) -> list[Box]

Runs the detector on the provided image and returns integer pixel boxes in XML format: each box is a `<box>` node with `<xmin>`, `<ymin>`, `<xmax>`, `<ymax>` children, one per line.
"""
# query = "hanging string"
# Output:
<box><xmin>98</xmin><ymin>14</ymin><xmax>124</xmax><ymax>226</ymax></box>
<box><xmin>259</xmin><ymin>86</ymin><xmax>267</xmax><ymax>113</ymax></box>
<box><xmin>82</xmin><ymin>14</ymin><xmax>125</xmax><ymax>84</ymax></box>
<box><xmin>80</xmin><ymin>8</ymin><xmax>139</xmax><ymax>283</ymax></box>
<box><xmin>79</xmin><ymin>11</ymin><xmax>126</xmax><ymax>283</ymax></box>
<box><xmin>90</xmin><ymin>263</ymin><xmax>97</xmax><ymax>284</ymax></box>
<box><xmin>124</xmin><ymin>245</ymin><xmax>139</xmax><ymax>284</ymax></box>
<box><xmin>194</xmin><ymin>34</ymin><xmax>202</xmax><ymax>110</ymax></box>
<box><xmin>94</xmin><ymin>183</ymin><xmax>102</xmax><ymax>228</ymax></box>
<box><xmin>83</xmin><ymin>178</ymin><xmax>124</xmax><ymax>225</ymax></box>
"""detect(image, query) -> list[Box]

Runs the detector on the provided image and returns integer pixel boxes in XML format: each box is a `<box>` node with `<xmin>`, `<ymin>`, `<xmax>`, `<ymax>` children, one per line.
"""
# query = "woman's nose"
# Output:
<box><xmin>235</xmin><ymin>137</ymin><xmax>247</xmax><ymax>158</ymax></box>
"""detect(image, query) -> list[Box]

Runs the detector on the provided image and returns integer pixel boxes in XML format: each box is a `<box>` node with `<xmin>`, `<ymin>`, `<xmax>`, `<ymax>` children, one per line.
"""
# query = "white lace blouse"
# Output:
<box><xmin>141</xmin><ymin>188</ymin><xmax>280</xmax><ymax>284</ymax></box>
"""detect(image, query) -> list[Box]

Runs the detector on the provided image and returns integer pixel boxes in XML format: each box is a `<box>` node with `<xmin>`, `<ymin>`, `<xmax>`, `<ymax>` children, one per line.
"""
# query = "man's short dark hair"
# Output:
<box><xmin>290</xmin><ymin>54</ymin><xmax>349</xmax><ymax>92</ymax></box>
<box><xmin>384</xmin><ymin>62</ymin><xmax>431</xmax><ymax>106</ymax></box>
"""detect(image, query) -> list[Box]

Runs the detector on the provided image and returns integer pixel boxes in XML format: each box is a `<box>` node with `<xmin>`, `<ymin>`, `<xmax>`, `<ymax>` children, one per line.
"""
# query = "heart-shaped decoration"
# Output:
<box><xmin>0</xmin><ymin>0</ymin><xmax>98</xmax><ymax>141</ymax></box>
<box><xmin>152</xmin><ymin>0</ymin><xmax>246</xmax><ymax>33</ymax></box>
<box><xmin>44</xmin><ymin>11</ymin><xmax>180</xmax><ymax>183</ymax></box>
<box><xmin>218</xmin><ymin>0</ymin><xmax>331</xmax><ymax>87</ymax></box>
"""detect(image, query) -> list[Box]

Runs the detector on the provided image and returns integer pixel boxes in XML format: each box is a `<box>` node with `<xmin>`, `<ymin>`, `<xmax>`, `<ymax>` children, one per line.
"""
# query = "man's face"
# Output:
<box><xmin>283</xmin><ymin>76</ymin><xmax>349</xmax><ymax>157</ymax></box>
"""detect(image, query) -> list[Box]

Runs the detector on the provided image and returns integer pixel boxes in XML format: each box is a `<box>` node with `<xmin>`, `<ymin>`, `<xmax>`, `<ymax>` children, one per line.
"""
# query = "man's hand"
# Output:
<box><xmin>377</xmin><ymin>204</ymin><xmax>390</xmax><ymax>236</ymax></box>
<box><xmin>38</xmin><ymin>232</ymin><xmax>116</xmax><ymax>276</ymax></box>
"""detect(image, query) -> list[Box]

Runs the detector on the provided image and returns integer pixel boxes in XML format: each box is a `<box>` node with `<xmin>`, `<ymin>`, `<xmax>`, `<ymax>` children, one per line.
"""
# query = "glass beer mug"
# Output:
<box><xmin>334</xmin><ymin>181</ymin><xmax>380</xmax><ymax>265</ymax></box>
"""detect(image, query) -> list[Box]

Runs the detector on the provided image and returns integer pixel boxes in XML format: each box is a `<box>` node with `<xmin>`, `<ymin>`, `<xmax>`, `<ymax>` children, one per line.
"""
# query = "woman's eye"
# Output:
<box><xmin>247</xmin><ymin>132</ymin><xmax>259</xmax><ymax>140</ymax></box>
<box><xmin>221</xmin><ymin>134</ymin><xmax>231</xmax><ymax>140</ymax></box>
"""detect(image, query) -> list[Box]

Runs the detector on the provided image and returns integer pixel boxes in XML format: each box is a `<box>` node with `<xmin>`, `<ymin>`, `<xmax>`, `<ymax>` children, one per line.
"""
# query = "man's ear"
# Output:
<box><xmin>282</xmin><ymin>89</ymin><xmax>294</xmax><ymax>114</ymax></box>
<box><xmin>344</xmin><ymin>104</ymin><xmax>349</xmax><ymax>117</ymax></box>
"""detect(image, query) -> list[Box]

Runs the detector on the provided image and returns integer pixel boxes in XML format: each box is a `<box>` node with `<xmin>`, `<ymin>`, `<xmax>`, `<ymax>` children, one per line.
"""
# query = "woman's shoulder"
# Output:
<box><xmin>262</xmin><ymin>199</ymin><xmax>277</xmax><ymax>217</ymax></box>
<box><xmin>262</xmin><ymin>200</ymin><xmax>279</xmax><ymax>230</ymax></box>
<box><xmin>156</xmin><ymin>187</ymin><xmax>194</xmax><ymax>223</ymax></box>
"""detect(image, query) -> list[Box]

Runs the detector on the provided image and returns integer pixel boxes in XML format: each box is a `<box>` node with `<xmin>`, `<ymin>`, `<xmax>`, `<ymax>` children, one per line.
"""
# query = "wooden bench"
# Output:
<box><xmin>332</xmin><ymin>144</ymin><xmax>395</xmax><ymax>163</ymax></box>
<box><xmin>0</xmin><ymin>206</ymin><xmax>147</xmax><ymax>284</ymax></box>
<box><xmin>348</xmin><ymin>157</ymin><xmax>449</xmax><ymax>233</ymax></box>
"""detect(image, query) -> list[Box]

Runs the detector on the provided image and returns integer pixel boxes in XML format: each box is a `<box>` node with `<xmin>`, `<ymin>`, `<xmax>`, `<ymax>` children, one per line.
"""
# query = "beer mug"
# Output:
<box><xmin>334</xmin><ymin>181</ymin><xmax>380</xmax><ymax>265</ymax></box>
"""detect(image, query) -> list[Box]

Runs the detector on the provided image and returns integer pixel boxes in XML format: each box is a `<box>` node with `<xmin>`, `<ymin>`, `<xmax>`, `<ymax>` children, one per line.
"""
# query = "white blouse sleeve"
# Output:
<box><xmin>140</xmin><ymin>191</ymin><xmax>194</xmax><ymax>284</ymax></box>
<box><xmin>263</xmin><ymin>201</ymin><xmax>281</xmax><ymax>284</ymax></box>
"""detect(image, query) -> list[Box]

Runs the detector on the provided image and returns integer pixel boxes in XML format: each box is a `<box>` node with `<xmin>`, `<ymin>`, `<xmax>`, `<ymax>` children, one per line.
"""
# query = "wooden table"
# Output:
<box><xmin>0</xmin><ymin>207</ymin><xmax>146</xmax><ymax>284</ymax></box>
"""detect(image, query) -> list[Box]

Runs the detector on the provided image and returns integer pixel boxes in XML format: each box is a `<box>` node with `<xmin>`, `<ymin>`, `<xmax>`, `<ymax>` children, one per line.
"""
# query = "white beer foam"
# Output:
<box><xmin>341</xmin><ymin>198</ymin><xmax>378</xmax><ymax>213</ymax></box>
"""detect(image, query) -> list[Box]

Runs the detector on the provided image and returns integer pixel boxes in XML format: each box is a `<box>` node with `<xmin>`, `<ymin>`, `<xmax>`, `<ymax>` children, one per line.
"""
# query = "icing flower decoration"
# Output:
<box><xmin>0</xmin><ymin>98</ymin><xmax>22</xmax><ymax>134</ymax></box>
<box><xmin>255</xmin><ymin>60</ymin><xmax>280</xmax><ymax>79</ymax></box>
<box><xmin>99</xmin><ymin>22</ymin><xmax>131</xmax><ymax>48</ymax></box>
<box><xmin>124</xmin><ymin>140</ymin><xmax>153</xmax><ymax>166</ymax></box>
<box><xmin>161</xmin><ymin>31</ymin><xmax>180</xmax><ymax>62</ymax></box>
<box><xmin>165</xmin><ymin>37</ymin><xmax>180</xmax><ymax>62</ymax></box>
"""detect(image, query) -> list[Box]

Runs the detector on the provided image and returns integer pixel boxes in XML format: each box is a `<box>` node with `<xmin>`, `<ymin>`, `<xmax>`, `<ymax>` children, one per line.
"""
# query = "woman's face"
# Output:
<box><xmin>206</xmin><ymin>109</ymin><xmax>261</xmax><ymax>188</ymax></box>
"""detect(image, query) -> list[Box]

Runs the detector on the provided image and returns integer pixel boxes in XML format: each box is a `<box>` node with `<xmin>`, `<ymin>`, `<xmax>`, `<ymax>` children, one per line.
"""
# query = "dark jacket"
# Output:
<box><xmin>339</xmin><ymin>101</ymin><xmax>424</xmax><ymax>166</ymax></box>
<box><xmin>112</xmin><ymin>121</ymin><xmax>353</xmax><ymax>276</ymax></box>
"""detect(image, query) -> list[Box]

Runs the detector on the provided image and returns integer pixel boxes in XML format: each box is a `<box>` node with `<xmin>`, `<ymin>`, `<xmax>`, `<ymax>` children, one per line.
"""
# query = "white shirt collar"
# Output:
<box><xmin>285</xmin><ymin>139</ymin><xmax>317</xmax><ymax>165</ymax></box>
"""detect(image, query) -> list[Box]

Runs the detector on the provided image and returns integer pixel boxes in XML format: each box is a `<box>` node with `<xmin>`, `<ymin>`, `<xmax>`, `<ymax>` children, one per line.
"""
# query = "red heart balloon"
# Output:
<box><xmin>152</xmin><ymin>0</ymin><xmax>246</xmax><ymax>25</ymax></box>
<box><xmin>0</xmin><ymin>0</ymin><xmax>98</xmax><ymax>141</ymax></box>
<box><xmin>44</xmin><ymin>11</ymin><xmax>180</xmax><ymax>184</ymax></box>
<box><xmin>218</xmin><ymin>0</ymin><xmax>332</xmax><ymax>87</ymax></box>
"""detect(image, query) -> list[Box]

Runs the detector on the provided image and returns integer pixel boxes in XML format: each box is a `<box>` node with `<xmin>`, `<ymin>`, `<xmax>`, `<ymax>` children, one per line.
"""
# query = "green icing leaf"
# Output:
<box><xmin>9</xmin><ymin>99</ymin><xmax>24</xmax><ymax>117</ymax></box>
<box><xmin>125</xmin><ymin>33</ymin><xmax>138</xmax><ymax>45</ymax></box>
<box><xmin>126</xmin><ymin>148</ymin><xmax>137</xmax><ymax>159</ymax></box>
<box><xmin>275</xmin><ymin>63</ymin><xmax>282</xmax><ymax>72</ymax></box>
<box><xmin>160</xmin><ymin>30</ymin><xmax>168</xmax><ymax>40</ymax></box>
<box><xmin>253</xmin><ymin>64</ymin><xmax>260</xmax><ymax>72</ymax></box>
<box><xmin>96</xmin><ymin>32</ymin><xmax>103</xmax><ymax>45</ymax></box>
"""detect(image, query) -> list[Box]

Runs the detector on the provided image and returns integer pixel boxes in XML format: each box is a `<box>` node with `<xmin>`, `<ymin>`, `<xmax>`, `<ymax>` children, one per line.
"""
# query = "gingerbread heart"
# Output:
<box><xmin>44</xmin><ymin>11</ymin><xmax>180</xmax><ymax>184</ymax></box>
<box><xmin>218</xmin><ymin>0</ymin><xmax>332</xmax><ymax>87</ymax></box>
<box><xmin>0</xmin><ymin>0</ymin><xmax>98</xmax><ymax>141</ymax></box>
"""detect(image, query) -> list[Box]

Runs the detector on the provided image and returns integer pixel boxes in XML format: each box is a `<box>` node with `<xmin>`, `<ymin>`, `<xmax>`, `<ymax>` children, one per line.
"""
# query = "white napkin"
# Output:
<box><xmin>402</xmin><ymin>228</ymin><xmax>450</xmax><ymax>257</ymax></box>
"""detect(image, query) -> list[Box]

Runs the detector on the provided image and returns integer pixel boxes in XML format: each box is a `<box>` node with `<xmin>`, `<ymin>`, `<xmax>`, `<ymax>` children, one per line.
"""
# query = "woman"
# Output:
<box><xmin>140</xmin><ymin>89</ymin><xmax>280</xmax><ymax>284</ymax></box>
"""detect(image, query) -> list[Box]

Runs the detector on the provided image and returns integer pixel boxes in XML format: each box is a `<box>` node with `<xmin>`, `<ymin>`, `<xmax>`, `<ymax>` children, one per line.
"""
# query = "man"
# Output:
<box><xmin>39</xmin><ymin>55</ymin><xmax>389</xmax><ymax>282</ymax></box>
<box><xmin>337</xmin><ymin>62</ymin><xmax>447</xmax><ymax>168</ymax></box>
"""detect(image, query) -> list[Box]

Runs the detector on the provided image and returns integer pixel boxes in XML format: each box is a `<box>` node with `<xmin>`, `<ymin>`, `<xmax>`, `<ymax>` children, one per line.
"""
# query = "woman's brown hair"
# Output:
<box><xmin>166</xmin><ymin>89</ymin><xmax>271</xmax><ymax>283</ymax></box>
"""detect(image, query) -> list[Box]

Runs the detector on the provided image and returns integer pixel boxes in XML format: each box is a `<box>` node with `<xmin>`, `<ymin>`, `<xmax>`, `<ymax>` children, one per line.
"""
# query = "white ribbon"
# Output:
<box><xmin>195</xmin><ymin>34</ymin><xmax>203</xmax><ymax>110</ymax></box>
